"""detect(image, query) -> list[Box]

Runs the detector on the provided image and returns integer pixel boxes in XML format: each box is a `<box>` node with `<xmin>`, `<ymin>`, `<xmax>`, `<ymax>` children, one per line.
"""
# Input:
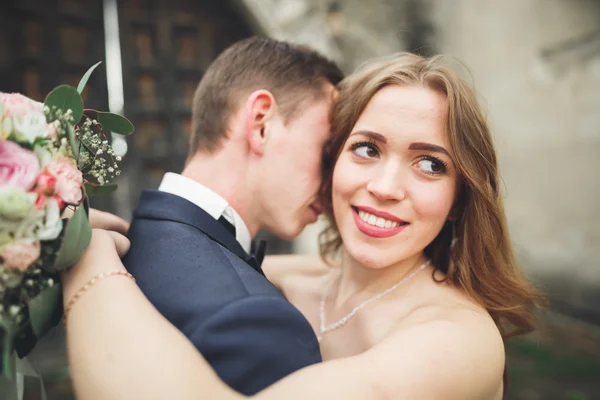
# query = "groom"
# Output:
<box><xmin>124</xmin><ymin>37</ymin><xmax>342</xmax><ymax>395</ymax></box>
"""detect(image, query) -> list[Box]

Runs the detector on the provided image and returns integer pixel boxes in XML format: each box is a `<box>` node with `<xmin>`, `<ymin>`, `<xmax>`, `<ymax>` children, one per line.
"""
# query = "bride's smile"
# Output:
<box><xmin>352</xmin><ymin>205</ymin><xmax>408</xmax><ymax>237</ymax></box>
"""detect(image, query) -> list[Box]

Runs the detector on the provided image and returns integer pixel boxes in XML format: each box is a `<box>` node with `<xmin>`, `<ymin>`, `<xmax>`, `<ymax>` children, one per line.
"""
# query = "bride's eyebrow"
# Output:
<box><xmin>349</xmin><ymin>130</ymin><xmax>387</xmax><ymax>143</ymax></box>
<box><xmin>408</xmin><ymin>142</ymin><xmax>450</xmax><ymax>157</ymax></box>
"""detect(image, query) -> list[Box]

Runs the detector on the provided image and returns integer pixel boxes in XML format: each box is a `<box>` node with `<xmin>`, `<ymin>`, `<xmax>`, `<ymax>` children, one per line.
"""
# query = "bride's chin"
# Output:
<box><xmin>343</xmin><ymin>245</ymin><xmax>392</xmax><ymax>270</ymax></box>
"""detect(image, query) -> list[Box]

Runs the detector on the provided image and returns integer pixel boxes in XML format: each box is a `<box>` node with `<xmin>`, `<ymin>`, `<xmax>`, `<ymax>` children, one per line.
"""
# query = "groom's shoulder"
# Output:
<box><xmin>125</xmin><ymin>217</ymin><xmax>284</xmax><ymax>304</ymax></box>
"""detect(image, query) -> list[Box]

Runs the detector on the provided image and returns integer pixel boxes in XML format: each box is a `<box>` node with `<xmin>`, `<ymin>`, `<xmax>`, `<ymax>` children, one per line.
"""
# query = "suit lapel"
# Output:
<box><xmin>134</xmin><ymin>190</ymin><xmax>264</xmax><ymax>275</ymax></box>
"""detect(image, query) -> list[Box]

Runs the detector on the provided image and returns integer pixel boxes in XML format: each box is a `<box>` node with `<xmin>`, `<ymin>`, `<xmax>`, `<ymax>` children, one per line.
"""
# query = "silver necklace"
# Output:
<box><xmin>317</xmin><ymin>259</ymin><xmax>430</xmax><ymax>342</ymax></box>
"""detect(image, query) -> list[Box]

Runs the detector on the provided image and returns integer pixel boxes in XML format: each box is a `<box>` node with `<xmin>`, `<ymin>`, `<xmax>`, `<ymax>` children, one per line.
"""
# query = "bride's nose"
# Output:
<box><xmin>366</xmin><ymin>162</ymin><xmax>407</xmax><ymax>202</ymax></box>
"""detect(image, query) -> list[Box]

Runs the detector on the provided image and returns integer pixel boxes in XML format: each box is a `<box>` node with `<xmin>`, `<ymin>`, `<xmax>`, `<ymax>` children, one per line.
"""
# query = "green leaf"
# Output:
<box><xmin>27</xmin><ymin>283</ymin><xmax>62</xmax><ymax>338</ymax></box>
<box><xmin>44</xmin><ymin>85</ymin><xmax>83</xmax><ymax>123</ymax></box>
<box><xmin>85</xmin><ymin>183</ymin><xmax>118</xmax><ymax>196</ymax></box>
<box><xmin>67</xmin><ymin>123</ymin><xmax>79</xmax><ymax>159</ymax></box>
<box><xmin>83</xmin><ymin>109</ymin><xmax>98</xmax><ymax>120</ymax></box>
<box><xmin>77</xmin><ymin>61</ymin><xmax>102</xmax><ymax>94</ymax></box>
<box><xmin>0</xmin><ymin>317</ymin><xmax>15</xmax><ymax>380</ymax></box>
<box><xmin>83</xmin><ymin>194</ymin><xmax>90</xmax><ymax>215</ymax></box>
<box><xmin>97</xmin><ymin>112</ymin><xmax>134</xmax><ymax>136</ymax></box>
<box><xmin>52</xmin><ymin>206</ymin><xmax>91</xmax><ymax>271</ymax></box>
<box><xmin>0</xmin><ymin>356</ymin><xmax>18</xmax><ymax>400</ymax></box>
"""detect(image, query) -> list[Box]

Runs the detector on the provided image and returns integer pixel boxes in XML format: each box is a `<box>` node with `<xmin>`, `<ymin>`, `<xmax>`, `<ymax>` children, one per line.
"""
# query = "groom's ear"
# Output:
<box><xmin>245</xmin><ymin>90</ymin><xmax>277</xmax><ymax>156</ymax></box>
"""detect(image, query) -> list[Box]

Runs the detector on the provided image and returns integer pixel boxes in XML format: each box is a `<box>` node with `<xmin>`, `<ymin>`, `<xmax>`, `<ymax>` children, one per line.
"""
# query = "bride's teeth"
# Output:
<box><xmin>357</xmin><ymin>209</ymin><xmax>405</xmax><ymax>229</ymax></box>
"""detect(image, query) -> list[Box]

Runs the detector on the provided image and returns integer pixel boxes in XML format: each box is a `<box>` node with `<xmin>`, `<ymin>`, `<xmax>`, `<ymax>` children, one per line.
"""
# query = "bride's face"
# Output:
<box><xmin>331</xmin><ymin>85</ymin><xmax>459</xmax><ymax>269</ymax></box>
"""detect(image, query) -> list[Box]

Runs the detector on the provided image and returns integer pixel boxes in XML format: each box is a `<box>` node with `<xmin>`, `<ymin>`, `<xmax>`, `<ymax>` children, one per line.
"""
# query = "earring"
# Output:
<box><xmin>450</xmin><ymin>223</ymin><xmax>458</xmax><ymax>249</ymax></box>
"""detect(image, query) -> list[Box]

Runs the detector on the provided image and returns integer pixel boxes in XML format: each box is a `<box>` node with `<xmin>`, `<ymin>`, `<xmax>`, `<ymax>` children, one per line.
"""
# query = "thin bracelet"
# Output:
<box><xmin>64</xmin><ymin>271</ymin><xmax>136</xmax><ymax>327</ymax></box>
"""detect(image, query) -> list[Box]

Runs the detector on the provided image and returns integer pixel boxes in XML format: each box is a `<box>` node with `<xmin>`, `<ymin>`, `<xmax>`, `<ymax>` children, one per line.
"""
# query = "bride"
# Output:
<box><xmin>62</xmin><ymin>52</ymin><xmax>541</xmax><ymax>400</ymax></box>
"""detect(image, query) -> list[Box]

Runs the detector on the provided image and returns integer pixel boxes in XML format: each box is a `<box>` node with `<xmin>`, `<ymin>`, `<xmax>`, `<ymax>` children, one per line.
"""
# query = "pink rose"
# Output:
<box><xmin>0</xmin><ymin>239</ymin><xmax>40</xmax><ymax>272</ymax></box>
<box><xmin>36</xmin><ymin>171</ymin><xmax>57</xmax><ymax>196</ymax></box>
<box><xmin>0</xmin><ymin>93</ymin><xmax>43</xmax><ymax>117</ymax></box>
<box><xmin>45</xmin><ymin>156</ymin><xmax>83</xmax><ymax>205</ymax></box>
<box><xmin>34</xmin><ymin>193</ymin><xmax>47</xmax><ymax>210</ymax></box>
<box><xmin>0</xmin><ymin>140</ymin><xmax>40</xmax><ymax>190</ymax></box>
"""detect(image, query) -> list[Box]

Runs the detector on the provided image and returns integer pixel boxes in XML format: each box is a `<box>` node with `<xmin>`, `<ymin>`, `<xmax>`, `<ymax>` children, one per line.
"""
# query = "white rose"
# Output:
<box><xmin>12</xmin><ymin>110</ymin><xmax>49</xmax><ymax>143</ymax></box>
<box><xmin>34</xmin><ymin>144</ymin><xmax>53</xmax><ymax>168</ymax></box>
<box><xmin>8</xmin><ymin>197</ymin><xmax>63</xmax><ymax>242</ymax></box>
<box><xmin>1</xmin><ymin>118</ymin><xmax>12</xmax><ymax>137</ymax></box>
<box><xmin>0</xmin><ymin>99</ymin><xmax>10</xmax><ymax>139</ymax></box>
<box><xmin>37</xmin><ymin>197</ymin><xmax>63</xmax><ymax>241</ymax></box>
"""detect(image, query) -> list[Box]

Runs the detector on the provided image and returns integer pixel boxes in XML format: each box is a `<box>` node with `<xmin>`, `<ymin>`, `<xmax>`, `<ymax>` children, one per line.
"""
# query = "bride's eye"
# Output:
<box><xmin>350</xmin><ymin>141</ymin><xmax>380</xmax><ymax>159</ymax></box>
<box><xmin>417</xmin><ymin>156</ymin><xmax>448</xmax><ymax>175</ymax></box>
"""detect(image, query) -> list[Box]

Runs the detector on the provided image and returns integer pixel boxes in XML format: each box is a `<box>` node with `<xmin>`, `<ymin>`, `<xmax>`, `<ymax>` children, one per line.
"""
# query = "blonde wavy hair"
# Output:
<box><xmin>319</xmin><ymin>53</ymin><xmax>542</xmax><ymax>338</ymax></box>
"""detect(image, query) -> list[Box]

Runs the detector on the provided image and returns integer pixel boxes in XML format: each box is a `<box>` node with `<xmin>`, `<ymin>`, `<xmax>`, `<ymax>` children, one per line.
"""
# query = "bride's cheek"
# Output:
<box><xmin>413</xmin><ymin>186</ymin><xmax>455</xmax><ymax>223</ymax></box>
<box><xmin>333</xmin><ymin>159</ymin><xmax>362</xmax><ymax>195</ymax></box>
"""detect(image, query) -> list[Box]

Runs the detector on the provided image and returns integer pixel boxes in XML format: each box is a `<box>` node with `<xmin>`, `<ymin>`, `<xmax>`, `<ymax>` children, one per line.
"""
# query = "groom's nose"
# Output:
<box><xmin>311</xmin><ymin>201</ymin><xmax>324</xmax><ymax>215</ymax></box>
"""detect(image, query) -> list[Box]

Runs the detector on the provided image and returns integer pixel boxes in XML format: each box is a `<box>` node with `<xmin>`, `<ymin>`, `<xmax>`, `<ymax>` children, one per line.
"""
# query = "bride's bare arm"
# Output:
<box><xmin>62</xmin><ymin>230</ymin><xmax>242</xmax><ymax>400</ymax></box>
<box><xmin>64</xmin><ymin>230</ymin><xmax>504</xmax><ymax>400</ymax></box>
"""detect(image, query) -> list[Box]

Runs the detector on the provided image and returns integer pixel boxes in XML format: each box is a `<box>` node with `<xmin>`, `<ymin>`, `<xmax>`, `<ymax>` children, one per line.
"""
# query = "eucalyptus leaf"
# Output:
<box><xmin>52</xmin><ymin>206</ymin><xmax>91</xmax><ymax>271</ymax></box>
<box><xmin>0</xmin><ymin>355</ymin><xmax>18</xmax><ymax>400</ymax></box>
<box><xmin>44</xmin><ymin>85</ymin><xmax>83</xmax><ymax>123</ymax></box>
<box><xmin>28</xmin><ymin>283</ymin><xmax>62</xmax><ymax>338</ymax></box>
<box><xmin>83</xmin><ymin>109</ymin><xmax>98</xmax><ymax>120</ymax></box>
<box><xmin>83</xmin><ymin>194</ymin><xmax>90</xmax><ymax>215</ymax></box>
<box><xmin>67</xmin><ymin>123</ymin><xmax>79</xmax><ymax>160</ymax></box>
<box><xmin>85</xmin><ymin>183</ymin><xmax>118</xmax><ymax>196</ymax></box>
<box><xmin>97</xmin><ymin>112</ymin><xmax>134</xmax><ymax>136</ymax></box>
<box><xmin>77</xmin><ymin>61</ymin><xmax>102</xmax><ymax>94</ymax></box>
<box><xmin>0</xmin><ymin>318</ymin><xmax>15</xmax><ymax>379</ymax></box>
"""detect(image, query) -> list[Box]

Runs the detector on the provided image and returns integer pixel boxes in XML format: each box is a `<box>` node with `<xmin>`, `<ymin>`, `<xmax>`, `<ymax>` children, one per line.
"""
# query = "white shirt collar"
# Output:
<box><xmin>158</xmin><ymin>172</ymin><xmax>252</xmax><ymax>253</ymax></box>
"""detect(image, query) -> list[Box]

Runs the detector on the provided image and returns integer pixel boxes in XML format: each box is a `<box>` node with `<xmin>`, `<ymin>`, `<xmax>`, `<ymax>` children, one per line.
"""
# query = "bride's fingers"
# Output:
<box><xmin>106</xmin><ymin>230</ymin><xmax>131</xmax><ymax>258</ymax></box>
<box><xmin>62</xmin><ymin>207</ymin><xmax>130</xmax><ymax>234</ymax></box>
<box><xmin>89</xmin><ymin>209</ymin><xmax>130</xmax><ymax>234</ymax></box>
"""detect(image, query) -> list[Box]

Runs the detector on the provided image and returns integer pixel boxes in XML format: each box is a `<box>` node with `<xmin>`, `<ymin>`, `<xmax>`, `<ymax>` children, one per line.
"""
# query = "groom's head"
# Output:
<box><xmin>187</xmin><ymin>37</ymin><xmax>343</xmax><ymax>239</ymax></box>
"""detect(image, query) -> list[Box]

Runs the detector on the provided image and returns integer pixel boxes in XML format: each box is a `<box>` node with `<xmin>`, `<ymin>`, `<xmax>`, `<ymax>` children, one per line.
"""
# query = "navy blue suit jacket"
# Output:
<box><xmin>124</xmin><ymin>190</ymin><xmax>321</xmax><ymax>395</ymax></box>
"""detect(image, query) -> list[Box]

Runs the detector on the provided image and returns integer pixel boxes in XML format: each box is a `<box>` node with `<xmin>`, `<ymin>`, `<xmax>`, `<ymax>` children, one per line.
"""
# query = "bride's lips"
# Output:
<box><xmin>351</xmin><ymin>206</ymin><xmax>409</xmax><ymax>238</ymax></box>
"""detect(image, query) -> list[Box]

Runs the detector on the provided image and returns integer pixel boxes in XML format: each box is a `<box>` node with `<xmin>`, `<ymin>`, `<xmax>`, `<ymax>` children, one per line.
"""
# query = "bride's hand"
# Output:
<box><xmin>62</xmin><ymin>207</ymin><xmax>130</xmax><ymax>234</ymax></box>
<box><xmin>89</xmin><ymin>209</ymin><xmax>130</xmax><ymax>234</ymax></box>
<box><xmin>102</xmin><ymin>229</ymin><xmax>131</xmax><ymax>258</ymax></box>
<box><xmin>61</xmin><ymin>229</ymin><xmax>131</xmax><ymax>306</ymax></box>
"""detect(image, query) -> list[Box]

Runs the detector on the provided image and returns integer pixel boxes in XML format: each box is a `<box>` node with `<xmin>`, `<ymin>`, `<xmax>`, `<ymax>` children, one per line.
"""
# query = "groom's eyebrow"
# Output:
<box><xmin>349</xmin><ymin>130</ymin><xmax>387</xmax><ymax>143</ymax></box>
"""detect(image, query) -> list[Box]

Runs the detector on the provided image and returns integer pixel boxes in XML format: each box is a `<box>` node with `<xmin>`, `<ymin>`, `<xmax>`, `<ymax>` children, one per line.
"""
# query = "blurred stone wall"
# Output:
<box><xmin>240</xmin><ymin>0</ymin><xmax>600</xmax><ymax>326</ymax></box>
<box><xmin>428</xmin><ymin>0</ymin><xmax>600</xmax><ymax>325</ymax></box>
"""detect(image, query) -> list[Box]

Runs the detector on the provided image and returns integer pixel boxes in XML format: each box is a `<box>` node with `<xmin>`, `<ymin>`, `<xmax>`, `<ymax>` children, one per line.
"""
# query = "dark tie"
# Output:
<box><xmin>250</xmin><ymin>240</ymin><xmax>267</xmax><ymax>267</ymax></box>
<box><xmin>218</xmin><ymin>215</ymin><xmax>266</xmax><ymax>267</ymax></box>
<box><xmin>217</xmin><ymin>215</ymin><xmax>236</xmax><ymax>237</ymax></box>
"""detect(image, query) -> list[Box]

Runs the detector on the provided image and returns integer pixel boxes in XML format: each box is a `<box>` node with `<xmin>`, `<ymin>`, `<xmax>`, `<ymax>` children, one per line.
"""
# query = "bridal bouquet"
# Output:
<box><xmin>0</xmin><ymin>62</ymin><xmax>133</xmax><ymax>381</ymax></box>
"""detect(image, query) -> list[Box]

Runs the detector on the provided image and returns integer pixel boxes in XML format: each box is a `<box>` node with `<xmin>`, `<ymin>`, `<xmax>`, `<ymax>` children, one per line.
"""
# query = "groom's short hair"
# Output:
<box><xmin>189</xmin><ymin>36</ymin><xmax>343</xmax><ymax>155</ymax></box>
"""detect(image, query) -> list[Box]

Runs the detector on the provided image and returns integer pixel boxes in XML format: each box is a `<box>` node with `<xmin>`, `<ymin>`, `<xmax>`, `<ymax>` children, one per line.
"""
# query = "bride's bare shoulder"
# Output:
<box><xmin>263</xmin><ymin>254</ymin><xmax>332</xmax><ymax>289</ymax></box>
<box><xmin>374</xmin><ymin>289</ymin><xmax>506</xmax><ymax>399</ymax></box>
<box><xmin>404</xmin><ymin>282</ymin><xmax>505</xmax><ymax>362</ymax></box>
